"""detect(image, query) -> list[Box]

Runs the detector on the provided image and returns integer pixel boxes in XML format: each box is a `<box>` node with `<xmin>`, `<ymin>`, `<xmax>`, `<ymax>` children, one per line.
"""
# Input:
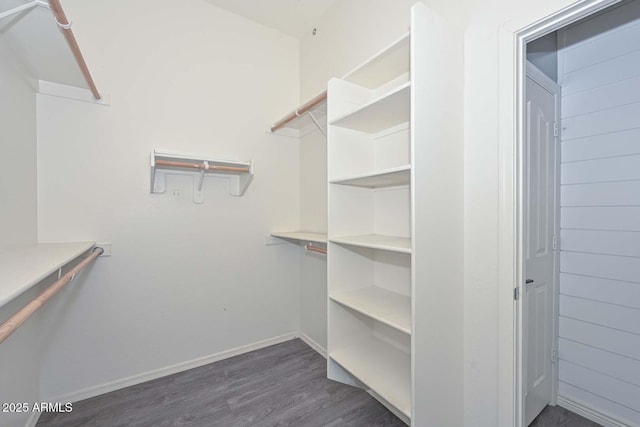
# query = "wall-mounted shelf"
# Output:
<box><xmin>270</xmin><ymin>91</ymin><xmax>327</xmax><ymax>137</ymax></box>
<box><xmin>271</xmin><ymin>231</ymin><xmax>327</xmax><ymax>244</ymax></box>
<box><xmin>150</xmin><ymin>149</ymin><xmax>253</xmax><ymax>203</ymax></box>
<box><xmin>271</xmin><ymin>232</ymin><xmax>328</xmax><ymax>256</ymax></box>
<box><xmin>0</xmin><ymin>241</ymin><xmax>96</xmax><ymax>309</ymax></box>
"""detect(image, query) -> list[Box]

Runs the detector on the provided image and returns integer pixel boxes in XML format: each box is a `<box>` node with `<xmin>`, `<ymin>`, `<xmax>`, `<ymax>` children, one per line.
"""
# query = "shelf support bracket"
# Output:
<box><xmin>0</xmin><ymin>1</ymin><xmax>48</xmax><ymax>20</ymax></box>
<box><xmin>308</xmin><ymin>111</ymin><xmax>327</xmax><ymax>136</ymax></box>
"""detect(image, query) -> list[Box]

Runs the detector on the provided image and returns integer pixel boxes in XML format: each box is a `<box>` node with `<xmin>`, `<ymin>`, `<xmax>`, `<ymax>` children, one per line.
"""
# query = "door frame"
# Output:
<box><xmin>496</xmin><ymin>1</ymin><xmax>622</xmax><ymax>426</ymax></box>
<box><xmin>523</xmin><ymin>59</ymin><xmax>561</xmax><ymax>420</ymax></box>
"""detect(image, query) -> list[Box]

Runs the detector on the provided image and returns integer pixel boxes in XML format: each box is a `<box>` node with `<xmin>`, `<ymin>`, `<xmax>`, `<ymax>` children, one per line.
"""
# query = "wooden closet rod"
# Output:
<box><xmin>305</xmin><ymin>244</ymin><xmax>327</xmax><ymax>255</ymax></box>
<box><xmin>155</xmin><ymin>160</ymin><xmax>250</xmax><ymax>173</ymax></box>
<box><xmin>0</xmin><ymin>247</ymin><xmax>103</xmax><ymax>346</ymax></box>
<box><xmin>271</xmin><ymin>90</ymin><xmax>327</xmax><ymax>133</ymax></box>
<box><xmin>48</xmin><ymin>0</ymin><xmax>101</xmax><ymax>100</ymax></box>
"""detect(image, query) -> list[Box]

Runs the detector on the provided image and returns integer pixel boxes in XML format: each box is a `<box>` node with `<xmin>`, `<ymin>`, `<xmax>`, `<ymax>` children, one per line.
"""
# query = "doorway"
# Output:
<box><xmin>497</xmin><ymin>0</ymin><xmax>640</xmax><ymax>426</ymax></box>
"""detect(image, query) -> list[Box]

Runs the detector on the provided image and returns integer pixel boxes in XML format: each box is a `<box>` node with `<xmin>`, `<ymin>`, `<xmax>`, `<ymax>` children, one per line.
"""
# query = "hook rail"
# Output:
<box><xmin>154</xmin><ymin>159</ymin><xmax>250</xmax><ymax>173</ymax></box>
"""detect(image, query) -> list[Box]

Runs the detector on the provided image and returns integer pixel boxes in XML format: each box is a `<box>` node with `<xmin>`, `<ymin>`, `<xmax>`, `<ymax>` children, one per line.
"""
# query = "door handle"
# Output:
<box><xmin>526</xmin><ymin>279</ymin><xmax>534</xmax><ymax>284</ymax></box>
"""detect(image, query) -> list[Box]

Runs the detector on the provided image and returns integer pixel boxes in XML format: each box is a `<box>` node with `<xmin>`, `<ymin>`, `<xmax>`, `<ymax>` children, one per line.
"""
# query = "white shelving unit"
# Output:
<box><xmin>0</xmin><ymin>242</ymin><xmax>95</xmax><ymax>308</ymax></box>
<box><xmin>327</xmin><ymin>28</ymin><xmax>413</xmax><ymax>425</ymax></box>
<box><xmin>150</xmin><ymin>149</ymin><xmax>254</xmax><ymax>203</ymax></box>
<box><xmin>327</xmin><ymin>5</ymin><xmax>463</xmax><ymax>425</ymax></box>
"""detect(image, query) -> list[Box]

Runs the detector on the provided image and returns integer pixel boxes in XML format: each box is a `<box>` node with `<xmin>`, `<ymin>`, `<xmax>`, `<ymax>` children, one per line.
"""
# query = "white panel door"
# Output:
<box><xmin>524</xmin><ymin>65</ymin><xmax>558</xmax><ymax>426</ymax></box>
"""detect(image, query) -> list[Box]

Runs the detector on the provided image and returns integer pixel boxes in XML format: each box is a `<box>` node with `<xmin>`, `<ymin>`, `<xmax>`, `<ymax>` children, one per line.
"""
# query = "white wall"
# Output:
<box><xmin>0</xmin><ymin>40</ymin><xmax>37</xmax><ymax>252</ymax></box>
<box><xmin>35</xmin><ymin>0</ymin><xmax>303</xmax><ymax>401</ymax></box>
<box><xmin>299</xmin><ymin>128</ymin><xmax>327</xmax><ymax>351</ymax></box>
<box><xmin>558</xmin><ymin>3</ymin><xmax>640</xmax><ymax>424</ymax></box>
<box><xmin>0</xmin><ymin>38</ymin><xmax>39</xmax><ymax>427</ymax></box>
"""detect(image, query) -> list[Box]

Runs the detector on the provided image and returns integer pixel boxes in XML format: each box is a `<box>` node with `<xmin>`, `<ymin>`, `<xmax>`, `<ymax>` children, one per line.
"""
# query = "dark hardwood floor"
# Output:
<box><xmin>37</xmin><ymin>338</ymin><xmax>600</xmax><ymax>427</ymax></box>
<box><xmin>37</xmin><ymin>339</ymin><xmax>405</xmax><ymax>427</ymax></box>
<box><xmin>530</xmin><ymin>404</ymin><xmax>602</xmax><ymax>427</ymax></box>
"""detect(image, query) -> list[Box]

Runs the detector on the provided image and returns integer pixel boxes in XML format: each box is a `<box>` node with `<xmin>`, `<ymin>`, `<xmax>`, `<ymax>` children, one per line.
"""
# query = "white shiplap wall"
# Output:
<box><xmin>559</xmin><ymin>2</ymin><xmax>640</xmax><ymax>425</ymax></box>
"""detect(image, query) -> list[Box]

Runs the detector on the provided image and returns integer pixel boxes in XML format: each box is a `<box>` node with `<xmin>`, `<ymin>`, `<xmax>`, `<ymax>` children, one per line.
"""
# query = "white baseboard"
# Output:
<box><xmin>297</xmin><ymin>331</ymin><xmax>327</xmax><ymax>358</ymax></box>
<box><xmin>558</xmin><ymin>395</ymin><xmax>635</xmax><ymax>427</ymax></box>
<box><xmin>24</xmin><ymin>411</ymin><xmax>40</xmax><ymax>427</ymax></box>
<box><xmin>46</xmin><ymin>332</ymin><xmax>298</xmax><ymax>404</ymax></box>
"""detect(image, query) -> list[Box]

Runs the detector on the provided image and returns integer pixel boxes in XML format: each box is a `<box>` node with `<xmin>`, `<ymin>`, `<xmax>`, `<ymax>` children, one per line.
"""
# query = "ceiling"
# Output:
<box><xmin>201</xmin><ymin>0</ymin><xmax>338</xmax><ymax>38</ymax></box>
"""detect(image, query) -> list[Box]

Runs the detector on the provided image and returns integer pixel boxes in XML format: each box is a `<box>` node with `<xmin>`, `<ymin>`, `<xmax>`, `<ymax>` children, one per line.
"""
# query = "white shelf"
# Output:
<box><xmin>271</xmin><ymin>231</ymin><xmax>327</xmax><ymax>244</ymax></box>
<box><xmin>343</xmin><ymin>34</ymin><xmax>410</xmax><ymax>89</ymax></box>
<box><xmin>0</xmin><ymin>242</ymin><xmax>95</xmax><ymax>308</ymax></box>
<box><xmin>330</xmin><ymin>234</ymin><xmax>411</xmax><ymax>254</ymax></box>
<box><xmin>330</xmin><ymin>335</ymin><xmax>411</xmax><ymax>418</ymax></box>
<box><xmin>151</xmin><ymin>149</ymin><xmax>254</xmax><ymax>203</ymax></box>
<box><xmin>330</xmin><ymin>165</ymin><xmax>411</xmax><ymax>188</ymax></box>
<box><xmin>330</xmin><ymin>82</ymin><xmax>411</xmax><ymax>133</ymax></box>
<box><xmin>330</xmin><ymin>287</ymin><xmax>411</xmax><ymax>334</ymax></box>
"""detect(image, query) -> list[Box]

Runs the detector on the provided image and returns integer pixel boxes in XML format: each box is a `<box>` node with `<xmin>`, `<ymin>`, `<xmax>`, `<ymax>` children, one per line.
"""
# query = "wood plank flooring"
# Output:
<box><xmin>37</xmin><ymin>339</ymin><xmax>405</xmax><ymax>427</ymax></box>
<box><xmin>530</xmin><ymin>405</ymin><xmax>602</xmax><ymax>427</ymax></box>
<box><xmin>37</xmin><ymin>338</ymin><xmax>602</xmax><ymax>427</ymax></box>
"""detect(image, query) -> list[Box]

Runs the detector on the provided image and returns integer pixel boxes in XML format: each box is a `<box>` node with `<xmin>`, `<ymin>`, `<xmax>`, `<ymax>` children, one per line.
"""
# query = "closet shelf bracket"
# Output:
<box><xmin>0</xmin><ymin>1</ymin><xmax>49</xmax><ymax>21</ymax></box>
<box><xmin>150</xmin><ymin>149</ymin><xmax>254</xmax><ymax>203</ymax></box>
<box><xmin>269</xmin><ymin>90</ymin><xmax>327</xmax><ymax>138</ymax></box>
<box><xmin>308</xmin><ymin>112</ymin><xmax>327</xmax><ymax>136</ymax></box>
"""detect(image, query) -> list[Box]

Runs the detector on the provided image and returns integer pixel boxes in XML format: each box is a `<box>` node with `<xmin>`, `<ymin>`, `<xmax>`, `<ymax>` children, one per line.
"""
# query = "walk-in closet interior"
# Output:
<box><xmin>0</xmin><ymin>0</ymin><xmax>638</xmax><ymax>426</ymax></box>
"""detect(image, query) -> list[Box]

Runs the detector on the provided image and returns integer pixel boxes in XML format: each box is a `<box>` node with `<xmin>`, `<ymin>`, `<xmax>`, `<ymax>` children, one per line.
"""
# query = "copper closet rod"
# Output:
<box><xmin>48</xmin><ymin>0</ymin><xmax>101</xmax><ymax>100</ymax></box>
<box><xmin>271</xmin><ymin>90</ymin><xmax>327</xmax><ymax>133</ymax></box>
<box><xmin>0</xmin><ymin>247</ymin><xmax>103</xmax><ymax>346</ymax></box>
<box><xmin>305</xmin><ymin>244</ymin><xmax>327</xmax><ymax>255</ymax></box>
<box><xmin>155</xmin><ymin>159</ymin><xmax>250</xmax><ymax>173</ymax></box>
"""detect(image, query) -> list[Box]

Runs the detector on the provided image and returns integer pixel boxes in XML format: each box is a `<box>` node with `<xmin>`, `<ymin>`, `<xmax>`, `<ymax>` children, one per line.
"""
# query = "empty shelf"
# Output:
<box><xmin>329</xmin><ymin>82</ymin><xmax>410</xmax><ymax>133</ymax></box>
<box><xmin>330</xmin><ymin>336</ymin><xmax>411</xmax><ymax>418</ymax></box>
<box><xmin>330</xmin><ymin>165</ymin><xmax>410</xmax><ymax>188</ymax></box>
<box><xmin>271</xmin><ymin>231</ymin><xmax>327</xmax><ymax>244</ymax></box>
<box><xmin>0</xmin><ymin>242</ymin><xmax>96</xmax><ymax>308</ymax></box>
<box><xmin>330</xmin><ymin>234</ymin><xmax>411</xmax><ymax>253</ymax></box>
<box><xmin>343</xmin><ymin>34</ymin><xmax>410</xmax><ymax>89</ymax></box>
<box><xmin>330</xmin><ymin>287</ymin><xmax>411</xmax><ymax>334</ymax></box>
